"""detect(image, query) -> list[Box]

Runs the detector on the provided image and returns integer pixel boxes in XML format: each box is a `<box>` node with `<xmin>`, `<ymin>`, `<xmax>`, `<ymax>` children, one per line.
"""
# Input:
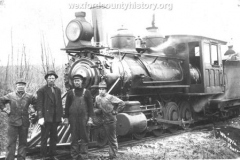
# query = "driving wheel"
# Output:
<box><xmin>165</xmin><ymin>102</ymin><xmax>179</xmax><ymax>133</ymax></box>
<box><xmin>179</xmin><ymin>101</ymin><xmax>192</xmax><ymax>129</ymax></box>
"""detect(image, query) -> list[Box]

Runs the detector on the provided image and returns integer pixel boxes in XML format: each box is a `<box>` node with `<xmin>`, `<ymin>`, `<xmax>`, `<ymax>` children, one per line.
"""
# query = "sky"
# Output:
<box><xmin>0</xmin><ymin>0</ymin><xmax>240</xmax><ymax>66</ymax></box>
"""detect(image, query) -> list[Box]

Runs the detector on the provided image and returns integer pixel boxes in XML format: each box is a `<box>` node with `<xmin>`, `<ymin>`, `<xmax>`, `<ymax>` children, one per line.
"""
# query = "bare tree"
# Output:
<box><xmin>10</xmin><ymin>28</ymin><xmax>14</xmax><ymax>85</ymax></box>
<box><xmin>60</xmin><ymin>10</ymin><xmax>69</xmax><ymax>62</ymax></box>
<box><xmin>4</xmin><ymin>55</ymin><xmax>10</xmax><ymax>90</ymax></box>
<box><xmin>40</xmin><ymin>33</ymin><xmax>49</xmax><ymax>74</ymax></box>
<box><xmin>60</xmin><ymin>10</ymin><xmax>66</xmax><ymax>48</ymax></box>
<box><xmin>40</xmin><ymin>32</ymin><xmax>56</xmax><ymax>75</ymax></box>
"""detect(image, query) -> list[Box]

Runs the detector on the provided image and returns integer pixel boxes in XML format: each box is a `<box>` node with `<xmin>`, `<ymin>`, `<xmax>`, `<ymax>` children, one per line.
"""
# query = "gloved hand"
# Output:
<box><xmin>3</xmin><ymin>107</ymin><xmax>10</xmax><ymax>115</ymax></box>
<box><xmin>112</xmin><ymin>110</ymin><xmax>118</xmax><ymax>115</ymax></box>
<box><xmin>3</xmin><ymin>104</ymin><xmax>10</xmax><ymax>115</ymax></box>
<box><xmin>87</xmin><ymin>117</ymin><xmax>93</xmax><ymax>126</ymax></box>
<box><xmin>63</xmin><ymin>118</ymin><xmax>69</xmax><ymax>125</ymax></box>
<box><xmin>38</xmin><ymin>118</ymin><xmax>45</xmax><ymax>126</ymax></box>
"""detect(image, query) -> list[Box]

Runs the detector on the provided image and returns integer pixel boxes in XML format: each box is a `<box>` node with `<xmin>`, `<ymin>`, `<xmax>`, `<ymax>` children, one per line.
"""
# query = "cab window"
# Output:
<box><xmin>203</xmin><ymin>43</ymin><xmax>219</xmax><ymax>65</ymax></box>
<box><xmin>211</xmin><ymin>44</ymin><xmax>218</xmax><ymax>65</ymax></box>
<box><xmin>203</xmin><ymin>43</ymin><xmax>211</xmax><ymax>64</ymax></box>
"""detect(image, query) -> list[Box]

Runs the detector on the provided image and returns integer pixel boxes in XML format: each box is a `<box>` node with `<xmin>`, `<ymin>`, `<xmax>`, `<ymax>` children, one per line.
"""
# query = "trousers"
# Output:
<box><xmin>103</xmin><ymin>122</ymin><xmax>118</xmax><ymax>157</ymax></box>
<box><xmin>69</xmin><ymin>91</ymin><xmax>89</xmax><ymax>159</ymax></box>
<box><xmin>69</xmin><ymin>116</ymin><xmax>89</xmax><ymax>159</ymax></box>
<box><xmin>40</xmin><ymin>122</ymin><xmax>59</xmax><ymax>157</ymax></box>
<box><xmin>5</xmin><ymin>125</ymin><xmax>28</xmax><ymax>160</ymax></box>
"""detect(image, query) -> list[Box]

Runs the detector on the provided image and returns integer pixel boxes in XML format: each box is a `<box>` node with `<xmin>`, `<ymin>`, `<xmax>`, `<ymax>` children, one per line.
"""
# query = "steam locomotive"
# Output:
<box><xmin>28</xmin><ymin>10</ymin><xmax>240</xmax><ymax>148</ymax></box>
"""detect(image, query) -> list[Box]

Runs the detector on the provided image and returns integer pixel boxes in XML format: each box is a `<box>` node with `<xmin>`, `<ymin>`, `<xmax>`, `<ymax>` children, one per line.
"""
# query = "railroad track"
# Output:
<box><xmin>2</xmin><ymin>119</ymin><xmax>234</xmax><ymax>160</ymax></box>
<box><xmin>0</xmin><ymin>123</ymin><xmax>215</xmax><ymax>160</ymax></box>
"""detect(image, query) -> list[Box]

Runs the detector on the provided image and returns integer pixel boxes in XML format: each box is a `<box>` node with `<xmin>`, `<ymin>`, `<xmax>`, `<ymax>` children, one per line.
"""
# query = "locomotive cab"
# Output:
<box><xmin>201</xmin><ymin>38</ymin><xmax>225</xmax><ymax>94</ymax></box>
<box><xmin>167</xmin><ymin>35</ymin><xmax>226</xmax><ymax>94</ymax></box>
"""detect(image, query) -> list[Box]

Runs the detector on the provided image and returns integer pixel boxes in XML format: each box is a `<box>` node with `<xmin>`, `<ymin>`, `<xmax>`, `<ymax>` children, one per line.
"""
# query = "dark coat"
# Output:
<box><xmin>37</xmin><ymin>85</ymin><xmax>63</xmax><ymax>122</ymax></box>
<box><xmin>0</xmin><ymin>92</ymin><xmax>36</xmax><ymax>127</ymax></box>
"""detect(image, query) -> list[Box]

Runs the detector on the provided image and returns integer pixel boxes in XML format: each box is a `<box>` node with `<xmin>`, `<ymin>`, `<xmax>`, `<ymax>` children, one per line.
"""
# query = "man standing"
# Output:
<box><xmin>37</xmin><ymin>70</ymin><xmax>63</xmax><ymax>159</ymax></box>
<box><xmin>0</xmin><ymin>79</ymin><xmax>36</xmax><ymax>160</ymax></box>
<box><xmin>64</xmin><ymin>74</ymin><xmax>94</xmax><ymax>160</ymax></box>
<box><xmin>95</xmin><ymin>81</ymin><xmax>125</xmax><ymax>159</ymax></box>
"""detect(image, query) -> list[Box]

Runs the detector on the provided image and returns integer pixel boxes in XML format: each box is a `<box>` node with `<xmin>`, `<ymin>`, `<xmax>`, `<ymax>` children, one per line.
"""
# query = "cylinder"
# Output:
<box><xmin>116</xmin><ymin>113</ymin><xmax>147</xmax><ymax>136</ymax></box>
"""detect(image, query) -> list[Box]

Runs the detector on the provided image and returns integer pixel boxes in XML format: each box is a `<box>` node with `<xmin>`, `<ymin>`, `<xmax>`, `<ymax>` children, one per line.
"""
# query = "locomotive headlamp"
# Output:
<box><xmin>64</xmin><ymin>12</ymin><xmax>94</xmax><ymax>49</ymax></box>
<box><xmin>66</xmin><ymin>21</ymin><xmax>81</xmax><ymax>42</ymax></box>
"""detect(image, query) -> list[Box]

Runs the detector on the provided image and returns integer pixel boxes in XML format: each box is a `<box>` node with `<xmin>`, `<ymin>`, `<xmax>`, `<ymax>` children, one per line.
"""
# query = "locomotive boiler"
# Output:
<box><xmin>63</xmin><ymin>11</ymin><xmax>190</xmax><ymax>139</ymax></box>
<box><xmin>27</xmin><ymin>10</ymin><xmax>240</xmax><ymax>148</ymax></box>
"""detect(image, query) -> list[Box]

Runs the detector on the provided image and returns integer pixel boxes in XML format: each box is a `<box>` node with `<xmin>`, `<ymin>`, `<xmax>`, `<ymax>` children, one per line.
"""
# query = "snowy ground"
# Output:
<box><xmin>91</xmin><ymin>117</ymin><xmax>240</xmax><ymax>160</ymax></box>
<box><xmin>2</xmin><ymin>113</ymin><xmax>240</xmax><ymax>159</ymax></box>
<box><xmin>112</xmin><ymin>131</ymin><xmax>239</xmax><ymax>160</ymax></box>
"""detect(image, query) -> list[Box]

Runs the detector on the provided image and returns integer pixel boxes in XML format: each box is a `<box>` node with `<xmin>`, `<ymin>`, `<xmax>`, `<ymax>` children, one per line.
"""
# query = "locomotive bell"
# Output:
<box><xmin>111</xmin><ymin>27</ymin><xmax>136</xmax><ymax>53</ymax></box>
<box><xmin>65</xmin><ymin>12</ymin><xmax>94</xmax><ymax>49</ymax></box>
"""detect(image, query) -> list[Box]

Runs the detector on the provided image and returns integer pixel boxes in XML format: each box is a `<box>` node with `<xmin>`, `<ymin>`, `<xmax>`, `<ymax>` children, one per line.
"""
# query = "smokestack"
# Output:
<box><xmin>91</xmin><ymin>7</ymin><xmax>107</xmax><ymax>47</ymax></box>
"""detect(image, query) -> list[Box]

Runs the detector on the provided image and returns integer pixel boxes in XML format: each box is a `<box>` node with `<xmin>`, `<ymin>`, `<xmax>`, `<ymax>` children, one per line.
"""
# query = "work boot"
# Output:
<box><xmin>109</xmin><ymin>155</ymin><xmax>117</xmax><ymax>160</ymax></box>
<box><xmin>109</xmin><ymin>147</ymin><xmax>117</xmax><ymax>159</ymax></box>
<box><xmin>79</xmin><ymin>153</ymin><xmax>90</xmax><ymax>160</ymax></box>
<box><xmin>71</xmin><ymin>155</ymin><xmax>80</xmax><ymax>160</ymax></box>
<box><xmin>79</xmin><ymin>143</ymin><xmax>88</xmax><ymax>154</ymax></box>
<box><xmin>49</xmin><ymin>156</ymin><xmax>60</xmax><ymax>160</ymax></box>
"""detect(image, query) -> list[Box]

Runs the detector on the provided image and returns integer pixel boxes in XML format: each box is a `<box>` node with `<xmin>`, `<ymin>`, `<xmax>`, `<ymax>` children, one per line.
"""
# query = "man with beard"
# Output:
<box><xmin>37</xmin><ymin>70</ymin><xmax>63</xmax><ymax>160</ymax></box>
<box><xmin>94</xmin><ymin>81</ymin><xmax>125</xmax><ymax>159</ymax></box>
<box><xmin>0</xmin><ymin>79</ymin><xmax>37</xmax><ymax>160</ymax></box>
<box><xmin>64</xmin><ymin>74</ymin><xmax>94</xmax><ymax>160</ymax></box>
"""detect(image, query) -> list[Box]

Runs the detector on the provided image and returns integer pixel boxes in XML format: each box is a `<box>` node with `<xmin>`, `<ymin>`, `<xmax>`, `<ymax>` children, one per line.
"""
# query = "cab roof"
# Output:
<box><xmin>165</xmin><ymin>35</ymin><xmax>227</xmax><ymax>45</ymax></box>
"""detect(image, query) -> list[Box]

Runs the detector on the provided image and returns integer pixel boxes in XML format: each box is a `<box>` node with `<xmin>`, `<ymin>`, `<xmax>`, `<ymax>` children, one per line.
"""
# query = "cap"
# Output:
<box><xmin>16</xmin><ymin>78</ymin><xmax>26</xmax><ymax>85</ymax></box>
<box><xmin>73</xmin><ymin>74</ymin><xmax>85</xmax><ymax>80</ymax></box>
<box><xmin>45</xmin><ymin>70</ymin><xmax>58</xmax><ymax>79</ymax></box>
<box><xmin>98</xmin><ymin>81</ymin><xmax>107</xmax><ymax>88</ymax></box>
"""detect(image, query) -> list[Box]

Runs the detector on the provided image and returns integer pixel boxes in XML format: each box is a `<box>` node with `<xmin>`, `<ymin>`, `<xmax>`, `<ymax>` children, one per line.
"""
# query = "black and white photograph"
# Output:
<box><xmin>1</xmin><ymin>0</ymin><xmax>240</xmax><ymax>159</ymax></box>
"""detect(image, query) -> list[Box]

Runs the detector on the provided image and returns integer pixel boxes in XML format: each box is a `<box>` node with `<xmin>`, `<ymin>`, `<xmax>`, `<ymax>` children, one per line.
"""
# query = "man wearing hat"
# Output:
<box><xmin>0</xmin><ymin>79</ymin><xmax>37</xmax><ymax>160</ymax></box>
<box><xmin>64</xmin><ymin>74</ymin><xmax>94</xmax><ymax>160</ymax></box>
<box><xmin>36</xmin><ymin>70</ymin><xmax>63</xmax><ymax>159</ymax></box>
<box><xmin>94</xmin><ymin>81</ymin><xmax>125</xmax><ymax>159</ymax></box>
